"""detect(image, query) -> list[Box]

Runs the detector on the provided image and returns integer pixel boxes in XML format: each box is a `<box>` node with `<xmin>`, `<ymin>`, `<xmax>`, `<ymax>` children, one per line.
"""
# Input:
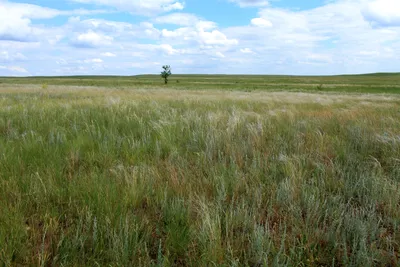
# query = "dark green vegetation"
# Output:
<box><xmin>0</xmin><ymin>72</ymin><xmax>399</xmax><ymax>93</ymax></box>
<box><xmin>0</xmin><ymin>81</ymin><xmax>399</xmax><ymax>266</ymax></box>
<box><xmin>161</xmin><ymin>65</ymin><xmax>172</xmax><ymax>85</ymax></box>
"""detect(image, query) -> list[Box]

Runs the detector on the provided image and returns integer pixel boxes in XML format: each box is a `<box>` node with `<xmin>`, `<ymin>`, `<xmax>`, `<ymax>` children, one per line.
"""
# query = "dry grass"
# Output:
<box><xmin>0</xmin><ymin>85</ymin><xmax>399</xmax><ymax>266</ymax></box>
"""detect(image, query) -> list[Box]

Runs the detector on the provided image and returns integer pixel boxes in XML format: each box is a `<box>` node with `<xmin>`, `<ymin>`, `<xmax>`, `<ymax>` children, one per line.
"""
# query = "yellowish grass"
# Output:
<box><xmin>0</xmin><ymin>85</ymin><xmax>399</xmax><ymax>266</ymax></box>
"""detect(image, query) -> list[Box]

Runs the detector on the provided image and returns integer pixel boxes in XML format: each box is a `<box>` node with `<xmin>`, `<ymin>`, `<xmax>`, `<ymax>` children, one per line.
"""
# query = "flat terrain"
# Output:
<box><xmin>1</xmin><ymin>72</ymin><xmax>400</xmax><ymax>93</ymax></box>
<box><xmin>0</xmin><ymin>77</ymin><xmax>400</xmax><ymax>266</ymax></box>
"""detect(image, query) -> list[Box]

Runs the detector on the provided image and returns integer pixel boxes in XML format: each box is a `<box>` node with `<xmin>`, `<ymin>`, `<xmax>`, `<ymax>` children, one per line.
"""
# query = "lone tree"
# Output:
<box><xmin>161</xmin><ymin>65</ymin><xmax>171</xmax><ymax>84</ymax></box>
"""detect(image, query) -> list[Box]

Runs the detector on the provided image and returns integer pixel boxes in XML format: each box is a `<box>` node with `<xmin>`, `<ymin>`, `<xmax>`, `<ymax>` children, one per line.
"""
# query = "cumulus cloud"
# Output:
<box><xmin>0</xmin><ymin>1</ymin><xmax>59</xmax><ymax>20</ymax></box>
<box><xmin>362</xmin><ymin>0</ymin><xmax>400</xmax><ymax>26</ymax></box>
<box><xmin>67</xmin><ymin>16</ymin><xmax>132</xmax><ymax>33</ymax></box>
<box><xmin>160</xmin><ymin>24</ymin><xmax>238</xmax><ymax>47</ymax></box>
<box><xmin>200</xmin><ymin>30</ymin><xmax>238</xmax><ymax>46</ymax></box>
<box><xmin>1</xmin><ymin>0</ymin><xmax>400</xmax><ymax>76</ymax></box>
<box><xmin>158</xmin><ymin>44</ymin><xmax>180</xmax><ymax>55</ymax></box>
<box><xmin>251</xmin><ymin>18</ymin><xmax>272</xmax><ymax>27</ymax></box>
<box><xmin>67</xmin><ymin>17</ymin><xmax>160</xmax><ymax>40</ymax></box>
<box><xmin>0</xmin><ymin>2</ymin><xmax>43</xmax><ymax>41</ymax></box>
<box><xmin>133</xmin><ymin>43</ymin><xmax>181</xmax><ymax>56</ymax></box>
<box><xmin>0</xmin><ymin>1</ymin><xmax>105</xmax><ymax>42</ymax></box>
<box><xmin>71</xmin><ymin>30</ymin><xmax>113</xmax><ymax>48</ymax></box>
<box><xmin>153</xmin><ymin>13</ymin><xmax>200</xmax><ymax>26</ymax></box>
<box><xmin>222</xmin><ymin>0</ymin><xmax>400</xmax><ymax>74</ymax></box>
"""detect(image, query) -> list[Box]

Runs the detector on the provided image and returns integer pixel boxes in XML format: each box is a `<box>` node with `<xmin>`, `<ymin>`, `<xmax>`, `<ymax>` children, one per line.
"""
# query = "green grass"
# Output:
<box><xmin>0</xmin><ymin>73</ymin><xmax>399</xmax><ymax>93</ymax></box>
<box><xmin>0</xmin><ymin>83</ymin><xmax>400</xmax><ymax>266</ymax></box>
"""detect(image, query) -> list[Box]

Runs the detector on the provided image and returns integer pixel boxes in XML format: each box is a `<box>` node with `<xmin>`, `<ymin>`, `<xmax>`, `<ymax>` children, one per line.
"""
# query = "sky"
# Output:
<box><xmin>0</xmin><ymin>0</ymin><xmax>399</xmax><ymax>76</ymax></box>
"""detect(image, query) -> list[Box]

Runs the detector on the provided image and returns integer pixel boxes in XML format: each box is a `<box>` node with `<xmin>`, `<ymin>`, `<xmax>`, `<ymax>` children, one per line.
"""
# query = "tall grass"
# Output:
<box><xmin>0</xmin><ymin>86</ymin><xmax>399</xmax><ymax>266</ymax></box>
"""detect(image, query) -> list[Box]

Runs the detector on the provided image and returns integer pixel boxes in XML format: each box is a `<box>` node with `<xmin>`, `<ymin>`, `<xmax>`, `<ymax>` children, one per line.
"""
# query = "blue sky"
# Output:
<box><xmin>0</xmin><ymin>0</ymin><xmax>400</xmax><ymax>76</ymax></box>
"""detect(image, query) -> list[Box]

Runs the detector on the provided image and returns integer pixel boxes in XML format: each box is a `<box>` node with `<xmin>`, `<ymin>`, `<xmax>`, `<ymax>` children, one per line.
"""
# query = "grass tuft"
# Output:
<box><xmin>0</xmin><ymin>84</ymin><xmax>399</xmax><ymax>266</ymax></box>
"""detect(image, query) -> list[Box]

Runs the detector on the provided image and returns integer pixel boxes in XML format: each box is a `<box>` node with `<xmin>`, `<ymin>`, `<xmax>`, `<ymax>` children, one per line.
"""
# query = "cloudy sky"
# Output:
<box><xmin>0</xmin><ymin>0</ymin><xmax>399</xmax><ymax>76</ymax></box>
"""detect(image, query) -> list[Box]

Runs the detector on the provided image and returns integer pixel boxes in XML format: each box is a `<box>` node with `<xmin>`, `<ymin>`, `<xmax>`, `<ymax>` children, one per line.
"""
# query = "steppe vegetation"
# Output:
<box><xmin>1</xmin><ymin>72</ymin><xmax>400</xmax><ymax>93</ymax></box>
<box><xmin>0</xmin><ymin>75</ymin><xmax>399</xmax><ymax>266</ymax></box>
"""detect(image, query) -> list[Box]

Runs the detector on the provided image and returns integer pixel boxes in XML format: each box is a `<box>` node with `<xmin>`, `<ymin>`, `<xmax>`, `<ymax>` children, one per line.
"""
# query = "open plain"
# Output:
<box><xmin>0</xmin><ymin>75</ymin><xmax>399</xmax><ymax>266</ymax></box>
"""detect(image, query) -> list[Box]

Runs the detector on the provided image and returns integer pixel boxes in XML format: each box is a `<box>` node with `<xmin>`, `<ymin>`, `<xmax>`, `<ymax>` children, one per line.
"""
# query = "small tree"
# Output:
<box><xmin>161</xmin><ymin>65</ymin><xmax>171</xmax><ymax>84</ymax></box>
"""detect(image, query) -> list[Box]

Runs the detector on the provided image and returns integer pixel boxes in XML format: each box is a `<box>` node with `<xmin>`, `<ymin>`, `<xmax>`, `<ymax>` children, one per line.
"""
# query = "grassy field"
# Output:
<box><xmin>0</xmin><ymin>78</ymin><xmax>400</xmax><ymax>266</ymax></box>
<box><xmin>0</xmin><ymin>72</ymin><xmax>400</xmax><ymax>93</ymax></box>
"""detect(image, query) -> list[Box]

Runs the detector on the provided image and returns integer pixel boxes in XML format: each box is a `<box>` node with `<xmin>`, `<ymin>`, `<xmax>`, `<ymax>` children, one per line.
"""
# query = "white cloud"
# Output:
<box><xmin>216</xmin><ymin>52</ymin><xmax>225</xmax><ymax>58</ymax></box>
<box><xmin>1</xmin><ymin>0</ymin><xmax>400</xmax><ymax>76</ymax></box>
<box><xmin>0</xmin><ymin>51</ymin><xmax>27</xmax><ymax>62</ymax></box>
<box><xmin>196</xmin><ymin>21</ymin><xmax>218</xmax><ymax>31</ymax></box>
<box><xmin>0</xmin><ymin>1</ymin><xmax>106</xmax><ymax>42</ymax></box>
<box><xmin>67</xmin><ymin>17</ymin><xmax>161</xmax><ymax>40</ymax></box>
<box><xmin>48</xmin><ymin>35</ymin><xmax>64</xmax><ymax>45</ymax></box>
<box><xmin>102</xmin><ymin>52</ymin><xmax>116</xmax><ymax>57</ymax></box>
<box><xmin>134</xmin><ymin>43</ymin><xmax>181</xmax><ymax>55</ymax></box>
<box><xmin>200</xmin><ymin>30</ymin><xmax>238</xmax><ymax>46</ymax></box>
<box><xmin>240</xmin><ymin>48</ymin><xmax>254</xmax><ymax>53</ymax></box>
<box><xmin>305</xmin><ymin>53</ymin><xmax>333</xmax><ymax>63</ymax></box>
<box><xmin>229</xmin><ymin>0</ymin><xmax>269</xmax><ymax>8</ymax></box>
<box><xmin>251</xmin><ymin>18</ymin><xmax>272</xmax><ymax>27</ymax></box>
<box><xmin>0</xmin><ymin>3</ymin><xmax>41</xmax><ymax>41</ymax></box>
<box><xmin>161</xmin><ymin>26</ymin><xmax>238</xmax><ymax>47</ymax></box>
<box><xmin>72</xmin><ymin>0</ymin><xmax>184</xmax><ymax>16</ymax></box>
<box><xmin>358</xmin><ymin>50</ymin><xmax>380</xmax><ymax>56</ymax></box>
<box><xmin>222</xmin><ymin>0</ymin><xmax>400</xmax><ymax>74</ymax></box>
<box><xmin>153</xmin><ymin>13</ymin><xmax>200</xmax><ymax>26</ymax></box>
<box><xmin>84</xmin><ymin>58</ymin><xmax>103</xmax><ymax>63</ymax></box>
<box><xmin>67</xmin><ymin>16</ymin><xmax>133</xmax><ymax>33</ymax></box>
<box><xmin>153</xmin><ymin>13</ymin><xmax>219</xmax><ymax>32</ymax></box>
<box><xmin>71</xmin><ymin>30</ymin><xmax>113</xmax><ymax>48</ymax></box>
<box><xmin>55</xmin><ymin>66</ymin><xmax>88</xmax><ymax>75</ymax></box>
<box><xmin>131</xmin><ymin>61</ymin><xmax>161</xmax><ymax>69</ymax></box>
<box><xmin>160</xmin><ymin>44</ymin><xmax>180</xmax><ymax>55</ymax></box>
<box><xmin>0</xmin><ymin>2</ymin><xmax>59</xmax><ymax>20</ymax></box>
<box><xmin>0</xmin><ymin>65</ymin><xmax>28</xmax><ymax>74</ymax></box>
<box><xmin>8</xmin><ymin>66</ymin><xmax>28</xmax><ymax>73</ymax></box>
<box><xmin>362</xmin><ymin>0</ymin><xmax>400</xmax><ymax>26</ymax></box>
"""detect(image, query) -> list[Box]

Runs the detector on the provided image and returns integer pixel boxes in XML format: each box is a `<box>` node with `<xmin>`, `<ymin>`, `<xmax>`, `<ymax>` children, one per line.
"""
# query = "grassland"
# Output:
<box><xmin>0</xmin><ymin>76</ymin><xmax>400</xmax><ymax>266</ymax></box>
<box><xmin>0</xmin><ymin>72</ymin><xmax>400</xmax><ymax>93</ymax></box>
